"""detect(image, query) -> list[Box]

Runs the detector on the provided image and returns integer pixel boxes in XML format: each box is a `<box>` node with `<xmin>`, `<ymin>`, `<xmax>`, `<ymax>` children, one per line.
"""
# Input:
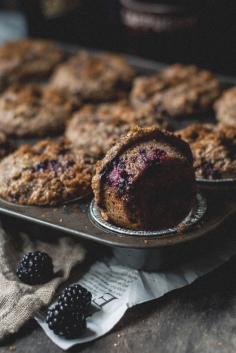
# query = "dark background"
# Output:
<box><xmin>1</xmin><ymin>0</ymin><xmax>236</xmax><ymax>75</ymax></box>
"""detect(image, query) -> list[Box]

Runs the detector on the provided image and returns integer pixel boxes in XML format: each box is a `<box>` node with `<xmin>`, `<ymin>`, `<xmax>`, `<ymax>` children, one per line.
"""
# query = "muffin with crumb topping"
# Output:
<box><xmin>0</xmin><ymin>139</ymin><xmax>95</xmax><ymax>205</ymax></box>
<box><xmin>131</xmin><ymin>64</ymin><xmax>221</xmax><ymax>119</ymax></box>
<box><xmin>92</xmin><ymin>126</ymin><xmax>196</xmax><ymax>230</ymax></box>
<box><xmin>51</xmin><ymin>51</ymin><xmax>135</xmax><ymax>101</ymax></box>
<box><xmin>65</xmin><ymin>100</ymin><xmax>170</xmax><ymax>159</ymax></box>
<box><xmin>0</xmin><ymin>84</ymin><xmax>80</xmax><ymax>137</ymax></box>
<box><xmin>178</xmin><ymin>123</ymin><xmax>236</xmax><ymax>179</ymax></box>
<box><xmin>0</xmin><ymin>39</ymin><xmax>65</xmax><ymax>90</ymax></box>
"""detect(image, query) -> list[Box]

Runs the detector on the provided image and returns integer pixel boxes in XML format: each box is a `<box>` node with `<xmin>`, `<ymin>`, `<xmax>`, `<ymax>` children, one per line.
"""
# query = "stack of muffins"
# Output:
<box><xmin>0</xmin><ymin>38</ymin><xmax>234</xmax><ymax>230</ymax></box>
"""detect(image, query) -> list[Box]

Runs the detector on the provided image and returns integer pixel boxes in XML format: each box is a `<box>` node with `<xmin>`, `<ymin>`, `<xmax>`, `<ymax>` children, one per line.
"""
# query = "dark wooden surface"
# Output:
<box><xmin>1</xmin><ymin>254</ymin><xmax>236</xmax><ymax>353</ymax></box>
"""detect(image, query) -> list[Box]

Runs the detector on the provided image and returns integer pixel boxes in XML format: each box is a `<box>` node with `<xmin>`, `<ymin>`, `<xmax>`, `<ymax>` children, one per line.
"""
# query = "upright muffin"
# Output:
<box><xmin>214</xmin><ymin>87</ymin><xmax>236</xmax><ymax>127</ymax></box>
<box><xmin>178</xmin><ymin>123</ymin><xmax>236</xmax><ymax>179</ymax></box>
<box><xmin>0</xmin><ymin>139</ymin><xmax>95</xmax><ymax>205</ymax></box>
<box><xmin>92</xmin><ymin>127</ymin><xmax>196</xmax><ymax>230</ymax></box>
<box><xmin>0</xmin><ymin>84</ymin><xmax>80</xmax><ymax>137</ymax></box>
<box><xmin>0</xmin><ymin>39</ymin><xmax>65</xmax><ymax>90</ymax></box>
<box><xmin>131</xmin><ymin>64</ymin><xmax>221</xmax><ymax>119</ymax></box>
<box><xmin>50</xmin><ymin>51</ymin><xmax>135</xmax><ymax>101</ymax></box>
<box><xmin>65</xmin><ymin>100</ymin><xmax>170</xmax><ymax>159</ymax></box>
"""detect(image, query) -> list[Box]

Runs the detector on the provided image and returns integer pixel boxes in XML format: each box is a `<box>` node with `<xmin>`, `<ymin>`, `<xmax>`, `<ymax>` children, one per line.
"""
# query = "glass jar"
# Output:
<box><xmin>120</xmin><ymin>0</ymin><xmax>205</xmax><ymax>63</ymax></box>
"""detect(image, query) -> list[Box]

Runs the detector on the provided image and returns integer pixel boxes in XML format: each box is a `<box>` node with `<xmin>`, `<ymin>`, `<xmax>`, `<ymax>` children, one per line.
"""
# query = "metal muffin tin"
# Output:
<box><xmin>90</xmin><ymin>194</ymin><xmax>207</xmax><ymax>237</ymax></box>
<box><xmin>0</xmin><ymin>48</ymin><xmax>236</xmax><ymax>270</ymax></box>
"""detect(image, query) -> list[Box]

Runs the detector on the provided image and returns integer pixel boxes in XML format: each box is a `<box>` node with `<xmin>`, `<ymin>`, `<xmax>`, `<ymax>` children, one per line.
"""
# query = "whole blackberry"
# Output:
<box><xmin>46</xmin><ymin>303</ymin><xmax>86</xmax><ymax>339</ymax></box>
<box><xmin>58</xmin><ymin>284</ymin><xmax>92</xmax><ymax>314</ymax></box>
<box><xmin>16</xmin><ymin>251</ymin><xmax>53</xmax><ymax>285</ymax></box>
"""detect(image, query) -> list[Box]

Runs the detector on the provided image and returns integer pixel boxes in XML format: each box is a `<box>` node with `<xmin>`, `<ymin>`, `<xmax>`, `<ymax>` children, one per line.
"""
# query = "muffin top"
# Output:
<box><xmin>0</xmin><ymin>139</ymin><xmax>95</xmax><ymax>205</ymax></box>
<box><xmin>215</xmin><ymin>86</ymin><xmax>236</xmax><ymax>127</ymax></box>
<box><xmin>0</xmin><ymin>39</ymin><xmax>65</xmax><ymax>89</ymax></box>
<box><xmin>131</xmin><ymin>64</ymin><xmax>221</xmax><ymax>118</ymax></box>
<box><xmin>65</xmin><ymin>100</ymin><xmax>170</xmax><ymax>158</ymax></box>
<box><xmin>50</xmin><ymin>51</ymin><xmax>135</xmax><ymax>101</ymax></box>
<box><xmin>0</xmin><ymin>84</ymin><xmax>80</xmax><ymax>137</ymax></box>
<box><xmin>178</xmin><ymin>123</ymin><xmax>236</xmax><ymax>179</ymax></box>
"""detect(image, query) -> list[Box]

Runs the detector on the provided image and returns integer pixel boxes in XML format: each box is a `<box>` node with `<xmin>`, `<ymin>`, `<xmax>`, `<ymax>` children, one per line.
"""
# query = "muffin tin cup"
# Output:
<box><xmin>89</xmin><ymin>193</ymin><xmax>207</xmax><ymax>237</ymax></box>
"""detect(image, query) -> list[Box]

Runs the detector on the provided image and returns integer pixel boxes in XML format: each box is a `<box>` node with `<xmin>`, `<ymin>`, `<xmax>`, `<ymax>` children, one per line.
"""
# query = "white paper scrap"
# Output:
<box><xmin>36</xmin><ymin>232</ymin><xmax>236</xmax><ymax>350</ymax></box>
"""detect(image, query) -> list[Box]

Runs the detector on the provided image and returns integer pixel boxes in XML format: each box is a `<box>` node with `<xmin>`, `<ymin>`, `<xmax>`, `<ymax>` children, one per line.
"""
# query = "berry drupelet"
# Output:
<box><xmin>46</xmin><ymin>303</ymin><xmax>86</xmax><ymax>339</ymax></box>
<box><xmin>16</xmin><ymin>251</ymin><xmax>53</xmax><ymax>285</ymax></box>
<box><xmin>58</xmin><ymin>284</ymin><xmax>92</xmax><ymax>314</ymax></box>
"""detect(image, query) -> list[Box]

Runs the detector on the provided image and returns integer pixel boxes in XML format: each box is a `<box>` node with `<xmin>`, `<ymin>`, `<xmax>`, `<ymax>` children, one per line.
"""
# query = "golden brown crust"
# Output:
<box><xmin>131</xmin><ymin>64</ymin><xmax>221</xmax><ymax>118</ymax></box>
<box><xmin>50</xmin><ymin>51</ymin><xmax>135</xmax><ymax>101</ymax></box>
<box><xmin>65</xmin><ymin>100</ymin><xmax>170</xmax><ymax>158</ymax></box>
<box><xmin>178</xmin><ymin>123</ymin><xmax>236</xmax><ymax>179</ymax></box>
<box><xmin>0</xmin><ymin>139</ymin><xmax>95</xmax><ymax>205</ymax></box>
<box><xmin>0</xmin><ymin>39</ymin><xmax>65</xmax><ymax>90</ymax></box>
<box><xmin>0</xmin><ymin>84</ymin><xmax>80</xmax><ymax>137</ymax></box>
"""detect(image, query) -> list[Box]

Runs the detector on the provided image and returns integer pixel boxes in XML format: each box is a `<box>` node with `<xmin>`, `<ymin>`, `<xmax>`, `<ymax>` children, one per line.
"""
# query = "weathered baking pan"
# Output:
<box><xmin>0</xmin><ymin>49</ymin><xmax>236</xmax><ymax>270</ymax></box>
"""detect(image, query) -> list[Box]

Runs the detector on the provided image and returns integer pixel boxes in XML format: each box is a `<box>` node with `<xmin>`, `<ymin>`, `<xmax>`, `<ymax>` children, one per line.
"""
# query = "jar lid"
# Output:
<box><xmin>120</xmin><ymin>0</ymin><xmax>206</xmax><ymax>14</ymax></box>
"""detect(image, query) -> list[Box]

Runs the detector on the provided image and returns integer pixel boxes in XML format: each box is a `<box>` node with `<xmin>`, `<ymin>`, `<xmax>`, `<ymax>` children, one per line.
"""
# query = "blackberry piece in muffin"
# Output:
<box><xmin>214</xmin><ymin>87</ymin><xmax>236</xmax><ymax>127</ymax></box>
<box><xmin>65</xmin><ymin>101</ymin><xmax>170</xmax><ymax>159</ymax></box>
<box><xmin>178</xmin><ymin>123</ymin><xmax>236</xmax><ymax>179</ymax></box>
<box><xmin>0</xmin><ymin>139</ymin><xmax>95</xmax><ymax>205</ymax></box>
<box><xmin>0</xmin><ymin>39</ymin><xmax>65</xmax><ymax>90</ymax></box>
<box><xmin>92</xmin><ymin>126</ymin><xmax>196</xmax><ymax>230</ymax></box>
<box><xmin>131</xmin><ymin>64</ymin><xmax>221</xmax><ymax>118</ymax></box>
<box><xmin>0</xmin><ymin>84</ymin><xmax>80</xmax><ymax>137</ymax></box>
<box><xmin>50</xmin><ymin>51</ymin><xmax>135</xmax><ymax>101</ymax></box>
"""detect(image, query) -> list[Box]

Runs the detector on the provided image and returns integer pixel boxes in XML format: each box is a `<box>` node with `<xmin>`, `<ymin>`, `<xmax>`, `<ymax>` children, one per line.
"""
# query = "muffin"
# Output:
<box><xmin>0</xmin><ymin>139</ymin><xmax>95</xmax><ymax>205</ymax></box>
<box><xmin>131</xmin><ymin>64</ymin><xmax>221</xmax><ymax>118</ymax></box>
<box><xmin>0</xmin><ymin>84</ymin><xmax>80</xmax><ymax>137</ymax></box>
<box><xmin>50</xmin><ymin>51</ymin><xmax>135</xmax><ymax>101</ymax></box>
<box><xmin>178</xmin><ymin>123</ymin><xmax>236</xmax><ymax>179</ymax></box>
<box><xmin>0</xmin><ymin>39</ymin><xmax>65</xmax><ymax>90</ymax></box>
<box><xmin>214</xmin><ymin>87</ymin><xmax>236</xmax><ymax>127</ymax></box>
<box><xmin>65</xmin><ymin>101</ymin><xmax>170</xmax><ymax>159</ymax></box>
<box><xmin>92</xmin><ymin>126</ymin><xmax>196</xmax><ymax>230</ymax></box>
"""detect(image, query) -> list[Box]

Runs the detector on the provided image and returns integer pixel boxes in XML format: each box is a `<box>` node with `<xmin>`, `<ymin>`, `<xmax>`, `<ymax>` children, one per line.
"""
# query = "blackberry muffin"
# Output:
<box><xmin>0</xmin><ymin>84</ymin><xmax>80</xmax><ymax>137</ymax></box>
<box><xmin>214</xmin><ymin>87</ymin><xmax>236</xmax><ymax>127</ymax></box>
<box><xmin>0</xmin><ymin>132</ymin><xmax>15</xmax><ymax>160</ymax></box>
<box><xmin>131</xmin><ymin>64</ymin><xmax>221</xmax><ymax>118</ymax></box>
<box><xmin>0</xmin><ymin>39</ymin><xmax>65</xmax><ymax>91</ymax></box>
<box><xmin>65</xmin><ymin>101</ymin><xmax>170</xmax><ymax>159</ymax></box>
<box><xmin>92</xmin><ymin>126</ymin><xmax>196</xmax><ymax>230</ymax></box>
<box><xmin>50</xmin><ymin>51</ymin><xmax>135</xmax><ymax>101</ymax></box>
<box><xmin>0</xmin><ymin>139</ymin><xmax>94</xmax><ymax>205</ymax></box>
<box><xmin>178</xmin><ymin>123</ymin><xmax>236</xmax><ymax>179</ymax></box>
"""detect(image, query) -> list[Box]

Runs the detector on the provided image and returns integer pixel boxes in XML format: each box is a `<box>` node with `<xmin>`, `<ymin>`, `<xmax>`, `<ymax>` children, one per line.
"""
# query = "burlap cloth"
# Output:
<box><xmin>0</xmin><ymin>225</ymin><xmax>86</xmax><ymax>339</ymax></box>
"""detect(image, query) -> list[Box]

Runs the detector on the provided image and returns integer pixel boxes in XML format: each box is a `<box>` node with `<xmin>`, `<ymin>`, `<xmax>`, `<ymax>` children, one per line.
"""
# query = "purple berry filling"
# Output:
<box><xmin>106</xmin><ymin>148</ymin><xmax>168</xmax><ymax>194</ymax></box>
<box><xmin>107</xmin><ymin>158</ymin><xmax>131</xmax><ymax>194</ymax></box>
<box><xmin>140</xmin><ymin>148</ymin><xmax>167</xmax><ymax>168</ymax></box>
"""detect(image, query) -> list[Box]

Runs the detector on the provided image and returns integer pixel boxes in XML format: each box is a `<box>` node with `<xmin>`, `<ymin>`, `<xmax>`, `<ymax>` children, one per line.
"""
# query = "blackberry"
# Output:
<box><xmin>16</xmin><ymin>251</ymin><xmax>53</xmax><ymax>285</ymax></box>
<box><xmin>46</xmin><ymin>303</ymin><xmax>86</xmax><ymax>339</ymax></box>
<box><xmin>58</xmin><ymin>284</ymin><xmax>92</xmax><ymax>314</ymax></box>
